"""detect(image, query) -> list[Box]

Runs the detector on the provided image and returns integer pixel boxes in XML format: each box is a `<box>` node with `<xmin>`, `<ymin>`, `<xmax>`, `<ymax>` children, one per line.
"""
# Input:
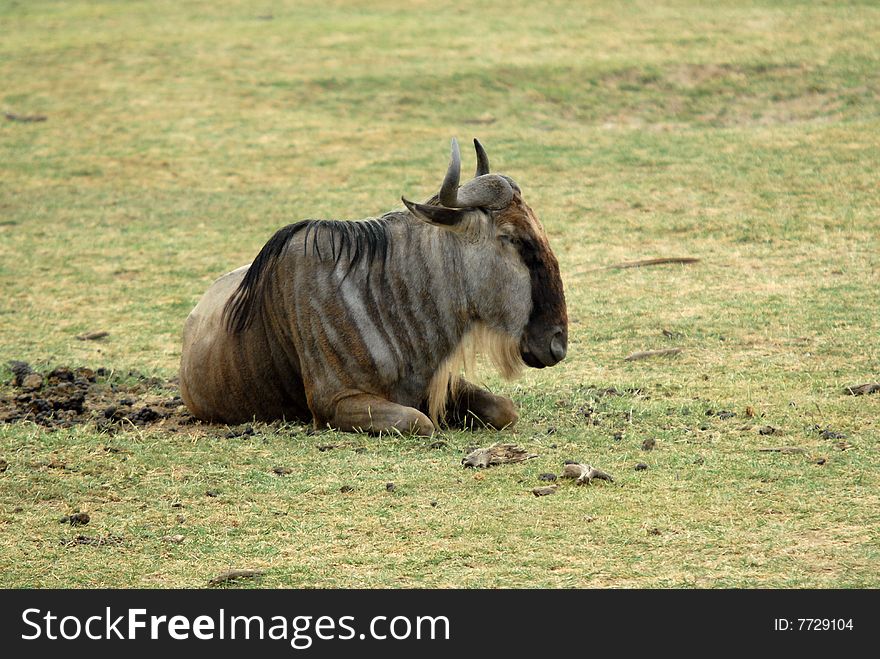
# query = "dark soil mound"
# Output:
<box><xmin>1</xmin><ymin>361</ymin><xmax>196</xmax><ymax>432</ymax></box>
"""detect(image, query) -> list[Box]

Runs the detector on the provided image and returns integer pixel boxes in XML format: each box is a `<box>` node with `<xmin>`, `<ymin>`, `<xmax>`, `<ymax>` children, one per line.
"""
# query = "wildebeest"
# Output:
<box><xmin>180</xmin><ymin>138</ymin><xmax>567</xmax><ymax>435</ymax></box>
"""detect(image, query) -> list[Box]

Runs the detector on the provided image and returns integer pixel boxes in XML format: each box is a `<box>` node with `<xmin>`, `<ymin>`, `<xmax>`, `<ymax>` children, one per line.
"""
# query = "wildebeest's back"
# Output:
<box><xmin>180</xmin><ymin>265</ymin><xmax>311</xmax><ymax>423</ymax></box>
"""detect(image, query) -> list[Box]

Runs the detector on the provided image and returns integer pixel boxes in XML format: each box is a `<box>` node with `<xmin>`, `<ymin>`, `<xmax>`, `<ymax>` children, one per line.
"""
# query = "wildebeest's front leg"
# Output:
<box><xmin>329</xmin><ymin>393</ymin><xmax>435</xmax><ymax>436</ymax></box>
<box><xmin>445</xmin><ymin>379</ymin><xmax>518</xmax><ymax>430</ymax></box>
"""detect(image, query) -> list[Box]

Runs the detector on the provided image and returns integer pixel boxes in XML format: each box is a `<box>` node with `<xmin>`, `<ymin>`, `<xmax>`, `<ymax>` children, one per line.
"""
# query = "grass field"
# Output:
<box><xmin>1</xmin><ymin>0</ymin><xmax>878</xmax><ymax>587</ymax></box>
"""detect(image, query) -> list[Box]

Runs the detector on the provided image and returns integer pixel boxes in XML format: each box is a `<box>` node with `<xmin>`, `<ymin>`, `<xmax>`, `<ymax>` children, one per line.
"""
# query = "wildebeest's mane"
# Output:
<box><xmin>223</xmin><ymin>216</ymin><xmax>396</xmax><ymax>333</ymax></box>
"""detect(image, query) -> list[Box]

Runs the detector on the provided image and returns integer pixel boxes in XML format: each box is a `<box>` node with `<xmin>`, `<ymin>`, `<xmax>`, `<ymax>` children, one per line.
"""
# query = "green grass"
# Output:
<box><xmin>1</xmin><ymin>0</ymin><xmax>878</xmax><ymax>587</ymax></box>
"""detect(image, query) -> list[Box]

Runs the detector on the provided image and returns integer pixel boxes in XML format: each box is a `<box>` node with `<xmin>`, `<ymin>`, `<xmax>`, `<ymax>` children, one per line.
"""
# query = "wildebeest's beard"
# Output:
<box><xmin>517</xmin><ymin>235</ymin><xmax>568</xmax><ymax>369</ymax></box>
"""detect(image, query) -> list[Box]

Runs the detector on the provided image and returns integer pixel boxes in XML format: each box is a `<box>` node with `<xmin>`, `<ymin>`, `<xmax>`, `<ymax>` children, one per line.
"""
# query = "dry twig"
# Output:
<box><xmin>624</xmin><ymin>348</ymin><xmax>682</xmax><ymax>361</ymax></box>
<box><xmin>606</xmin><ymin>257</ymin><xmax>700</xmax><ymax>269</ymax></box>
<box><xmin>845</xmin><ymin>383</ymin><xmax>880</xmax><ymax>396</ymax></box>
<box><xmin>462</xmin><ymin>444</ymin><xmax>537</xmax><ymax>468</ymax></box>
<box><xmin>208</xmin><ymin>569</ymin><xmax>264</xmax><ymax>586</ymax></box>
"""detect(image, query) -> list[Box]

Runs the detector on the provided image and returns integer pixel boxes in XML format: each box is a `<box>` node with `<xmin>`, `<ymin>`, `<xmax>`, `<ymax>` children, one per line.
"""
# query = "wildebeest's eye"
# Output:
<box><xmin>499</xmin><ymin>234</ymin><xmax>521</xmax><ymax>248</ymax></box>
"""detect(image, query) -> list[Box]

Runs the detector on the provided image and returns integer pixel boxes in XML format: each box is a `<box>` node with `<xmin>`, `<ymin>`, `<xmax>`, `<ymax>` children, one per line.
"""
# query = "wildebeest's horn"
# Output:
<box><xmin>438</xmin><ymin>137</ymin><xmax>462</xmax><ymax>208</ymax></box>
<box><xmin>438</xmin><ymin>138</ymin><xmax>513</xmax><ymax>210</ymax></box>
<box><xmin>474</xmin><ymin>138</ymin><xmax>490</xmax><ymax>176</ymax></box>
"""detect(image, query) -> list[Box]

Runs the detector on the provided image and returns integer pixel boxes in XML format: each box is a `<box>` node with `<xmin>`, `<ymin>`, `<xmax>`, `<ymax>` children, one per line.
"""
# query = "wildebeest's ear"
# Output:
<box><xmin>401</xmin><ymin>197</ymin><xmax>467</xmax><ymax>227</ymax></box>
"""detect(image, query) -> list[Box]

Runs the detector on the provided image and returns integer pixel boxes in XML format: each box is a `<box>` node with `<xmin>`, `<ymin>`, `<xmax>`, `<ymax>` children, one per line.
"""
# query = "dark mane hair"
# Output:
<box><xmin>223</xmin><ymin>215</ymin><xmax>396</xmax><ymax>333</ymax></box>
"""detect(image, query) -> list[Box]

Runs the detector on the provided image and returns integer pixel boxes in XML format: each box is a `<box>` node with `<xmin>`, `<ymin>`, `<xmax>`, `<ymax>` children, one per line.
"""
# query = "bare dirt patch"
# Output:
<box><xmin>1</xmin><ymin>361</ymin><xmax>193</xmax><ymax>433</ymax></box>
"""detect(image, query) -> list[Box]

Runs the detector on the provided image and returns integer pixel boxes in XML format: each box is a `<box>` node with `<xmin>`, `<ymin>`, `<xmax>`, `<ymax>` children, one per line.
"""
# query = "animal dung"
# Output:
<box><xmin>560</xmin><ymin>463</ymin><xmax>614</xmax><ymax>485</ymax></box>
<box><xmin>641</xmin><ymin>438</ymin><xmax>656</xmax><ymax>451</ymax></box>
<box><xmin>20</xmin><ymin>373</ymin><xmax>44</xmax><ymax>391</ymax></box>
<box><xmin>538</xmin><ymin>473</ymin><xmax>558</xmax><ymax>482</ymax></box>
<box><xmin>272</xmin><ymin>466</ymin><xmax>292</xmax><ymax>476</ymax></box>
<box><xmin>532</xmin><ymin>485</ymin><xmax>558</xmax><ymax>497</ymax></box>
<box><xmin>385</xmin><ymin>482</ymin><xmax>395</xmax><ymax>492</ymax></box>
<box><xmin>757</xmin><ymin>425</ymin><xmax>779</xmax><ymax>436</ymax></box>
<box><xmin>461</xmin><ymin>443</ymin><xmax>538</xmax><ymax>468</ymax></box>
<box><xmin>60</xmin><ymin>512</ymin><xmax>90</xmax><ymax>526</ymax></box>
<box><xmin>634</xmin><ymin>463</ymin><xmax>648</xmax><ymax>471</ymax></box>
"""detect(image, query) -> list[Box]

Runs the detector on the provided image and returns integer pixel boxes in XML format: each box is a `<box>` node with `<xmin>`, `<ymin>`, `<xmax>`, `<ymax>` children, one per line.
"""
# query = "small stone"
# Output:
<box><xmin>0</xmin><ymin>459</ymin><xmax>8</xmax><ymax>473</ymax></box>
<box><xmin>532</xmin><ymin>485</ymin><xmax>558</xmax><ymax>497</ymax></box>
<box><xmin>757</xmin><ymin>425</ymin><xmax>778</xmax><ymax>436</ymax></box>
<box><xmin>340</xmin><ymin>485</ymin><xmax>354</xmax><ymax>493</ymax></box>
<box><xmin>385</xmin><ymin>482</ymin><xmax>395</xmax><ymax>492</ymax></box>
<box><xmin>815</xmin><ymin>457</ymin><xmax>827</xmax><ymax>465</ymax></box>
<box><xmin>176</xmin><ymin>514</ymin><xmax>186</xmax><ymax>524</ymax></box>
<box><xmin>272</xmin><ymin>466</ymin><xmax>292</xmax><ymax>476</ymax></box>
<box><xmin>430</xmin><ymin>500</ymin><xmax>438</xmax><ymax>507</ymax></box>
<box><xmin>170</xmin><ymin>502</ymin><xmax>183</xmax><ymax>509</ymax></box>
<box><xmin>164</xmin><ymin>534</ymin><xmax>185</xmax><ymax>544</ymax></box>
<box><xmin>635</xmin><ymin>463</ymin><xmax>648</xmax><ymax>471</ymax></box>
<box><xmin>205</xmin><ymin>490</ymin><xmax>219</xmax><ymax>497</ymax></box>
<box><xmin>612</xmin><ymin>431</ymin><xmax>624</xmax><ymax>441</ymax></box>
<box><xmin>538</xmin><ymin>473</ymin><xmax>557</xmax><ymax>482</ymax></box>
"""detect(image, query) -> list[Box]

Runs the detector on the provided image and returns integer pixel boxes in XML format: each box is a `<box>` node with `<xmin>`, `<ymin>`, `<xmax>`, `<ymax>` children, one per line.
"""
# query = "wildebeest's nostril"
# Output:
<box><xmin>550</xmin><ymin>331</ymin><xmax>566</xmax><ymax>362</ymax></box>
